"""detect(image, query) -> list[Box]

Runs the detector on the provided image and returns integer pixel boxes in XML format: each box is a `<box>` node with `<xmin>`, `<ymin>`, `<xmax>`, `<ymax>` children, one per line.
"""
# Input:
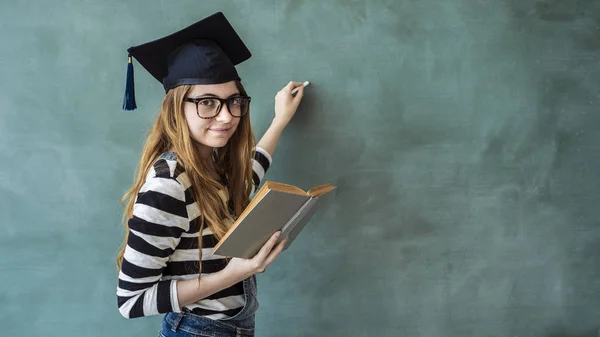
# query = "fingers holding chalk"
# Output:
<box><xmin>291</xmin><ymin>81</ymin><xmax>310</xmax><ymax>95</ymax></box>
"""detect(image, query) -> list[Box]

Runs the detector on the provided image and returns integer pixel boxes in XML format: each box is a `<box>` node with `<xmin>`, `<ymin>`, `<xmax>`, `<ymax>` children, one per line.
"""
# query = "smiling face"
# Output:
<box><xmin>183</xmin><ymin>81</ymin><xmax>242</xmax><ymax>156</ymax></box>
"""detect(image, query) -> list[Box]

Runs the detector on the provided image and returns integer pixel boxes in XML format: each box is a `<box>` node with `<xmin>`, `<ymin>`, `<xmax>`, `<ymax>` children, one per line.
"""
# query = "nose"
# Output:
<box><xmin>215</xmin><ymin>104</ymin><xmax>233</xmax><ymax>123</ymax></box>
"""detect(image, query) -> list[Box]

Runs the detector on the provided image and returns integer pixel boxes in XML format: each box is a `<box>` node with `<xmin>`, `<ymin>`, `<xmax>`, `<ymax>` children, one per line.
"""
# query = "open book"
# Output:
<box><xmin>213</xmin><ymin>181</ymin><xmax>336</xmax><ymax>259</ymax></box>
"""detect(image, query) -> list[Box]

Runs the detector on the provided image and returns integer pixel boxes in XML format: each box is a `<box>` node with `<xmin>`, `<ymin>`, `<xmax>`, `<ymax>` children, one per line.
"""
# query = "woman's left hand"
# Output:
<box><xmin>273</xmin><ymin>81</ymin><xmax>305</xmax><ymax>128</ymax></box>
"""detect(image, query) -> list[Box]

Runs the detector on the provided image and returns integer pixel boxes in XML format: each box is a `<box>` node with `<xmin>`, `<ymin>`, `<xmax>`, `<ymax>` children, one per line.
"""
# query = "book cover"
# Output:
<box><xmin>213</xmin><ymin>182</ymin><xmax>335</xmax><ymax>258</ymax></box>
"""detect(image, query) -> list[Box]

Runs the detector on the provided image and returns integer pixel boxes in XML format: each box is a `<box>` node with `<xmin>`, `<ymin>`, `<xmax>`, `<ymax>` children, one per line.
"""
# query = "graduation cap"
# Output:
<box><xmin>122</xmin><ymin>12</ymin><xmax>252</xmax><ymax>110</ymax></box>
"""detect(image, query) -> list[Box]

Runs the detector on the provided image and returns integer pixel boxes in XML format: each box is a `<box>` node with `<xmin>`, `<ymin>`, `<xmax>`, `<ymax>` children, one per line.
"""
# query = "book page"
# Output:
<box><xmin>264</xmin><ymin>181</ymin><xmax>308</xmax><ymax>196</ymax></box>
<box><xmin>307</xmin><ymin>184</ymin><xmax>336</xmax><ymax>198</ymax></box>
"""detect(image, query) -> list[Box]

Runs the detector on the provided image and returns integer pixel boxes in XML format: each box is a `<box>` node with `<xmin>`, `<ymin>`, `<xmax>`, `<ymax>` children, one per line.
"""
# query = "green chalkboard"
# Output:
<box><xmin>2</xmin><ymin>0</ymin><xmax>599</xmax><ymax>336</ymax></box>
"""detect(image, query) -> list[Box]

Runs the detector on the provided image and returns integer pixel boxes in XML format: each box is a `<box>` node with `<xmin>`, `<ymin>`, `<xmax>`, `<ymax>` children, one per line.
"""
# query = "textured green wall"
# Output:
<box><xmin>2</xmin><ymin>0</ymin><xmax>599</xmax><ymax>336</ymax></box>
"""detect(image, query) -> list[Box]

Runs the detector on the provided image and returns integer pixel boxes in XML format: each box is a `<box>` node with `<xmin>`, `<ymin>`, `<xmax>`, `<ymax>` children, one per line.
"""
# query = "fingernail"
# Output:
<box><xmin>276</xmin><ymin>232</ymin><xmax>281</xmax><ymax>237</ymax></box>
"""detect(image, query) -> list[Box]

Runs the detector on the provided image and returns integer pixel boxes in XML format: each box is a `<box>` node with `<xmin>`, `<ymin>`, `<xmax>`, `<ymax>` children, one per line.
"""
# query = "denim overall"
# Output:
<box><xmin>158</xmin><ymin>275</ymin><xmax>259</xmax><ymax>337</ymax></box>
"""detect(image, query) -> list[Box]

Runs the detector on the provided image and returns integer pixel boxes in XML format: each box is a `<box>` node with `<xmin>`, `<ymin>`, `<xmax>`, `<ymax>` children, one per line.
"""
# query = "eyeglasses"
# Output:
<box><xmin>184</xmin><ymin>96</ymin><xmax>251</xmax><ymax>119</ymax></box>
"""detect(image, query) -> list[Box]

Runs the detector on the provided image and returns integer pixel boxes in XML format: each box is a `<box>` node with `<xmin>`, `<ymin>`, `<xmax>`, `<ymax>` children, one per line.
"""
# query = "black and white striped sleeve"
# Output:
<box><xmin>117</xmin><ymin>176</ymin><xmax>189</xmax><ymax>319</ymax></box>
<box><xmin>251</xmin><ymin>146</ymin><xmax>273</xmax><ymax>195</ymax></box>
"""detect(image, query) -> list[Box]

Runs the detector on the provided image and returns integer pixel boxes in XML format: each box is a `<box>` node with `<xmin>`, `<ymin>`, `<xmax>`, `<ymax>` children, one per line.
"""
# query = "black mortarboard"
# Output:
<box><xmin>122</xmin><ymin>12</ymin><xmax>252</xmax><ymax>110</ymax></box>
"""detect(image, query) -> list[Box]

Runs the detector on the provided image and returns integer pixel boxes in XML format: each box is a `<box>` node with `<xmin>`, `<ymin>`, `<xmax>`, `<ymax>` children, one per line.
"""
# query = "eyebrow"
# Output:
<box><xmin>191</xmin><ymin>92</ymin><xmax>241</xmax><ymax>99</ymax></box>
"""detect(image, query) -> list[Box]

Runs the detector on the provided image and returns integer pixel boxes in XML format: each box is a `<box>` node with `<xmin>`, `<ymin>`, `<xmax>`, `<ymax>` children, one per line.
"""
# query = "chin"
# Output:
<box><xmin>208</xmin><ymin>137</ymin><xmax>231</xmax><ymax>148</ymax></box>
<box><xmin>193</xmin><ymin>130</ymin><xmax>236</xmax><ymax>148</ymax></box>
<box><xmin>191</xmin><ymin>137</ymin><xmax>227</xmax><ymax>149</ymax></box>
<box><xmin>211</xmin><ymin>141</ymin><xmax>229</xmax><ymax>148</ymax></box>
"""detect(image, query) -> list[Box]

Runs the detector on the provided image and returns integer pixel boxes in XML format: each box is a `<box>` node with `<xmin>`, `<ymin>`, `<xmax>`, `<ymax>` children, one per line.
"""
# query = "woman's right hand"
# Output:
<box><xmin>223</xmin><ymin>231</ymin><xmax>288</xmax><ymax>279</ymax></box>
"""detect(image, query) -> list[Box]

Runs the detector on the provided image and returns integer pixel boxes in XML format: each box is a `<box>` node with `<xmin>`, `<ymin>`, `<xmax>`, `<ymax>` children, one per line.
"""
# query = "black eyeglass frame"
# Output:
<box><xmin>183</xmin><ymin>96</ymin><xmax>251</xmax><ymax>119</ymax></box>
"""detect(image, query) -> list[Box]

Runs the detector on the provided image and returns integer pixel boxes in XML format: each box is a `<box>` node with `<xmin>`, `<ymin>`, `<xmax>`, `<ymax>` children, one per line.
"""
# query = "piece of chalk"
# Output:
<box><xmin>291</xmin><ymin>81</ymin><xmax>310</xmax><ymax>95</ymax></box>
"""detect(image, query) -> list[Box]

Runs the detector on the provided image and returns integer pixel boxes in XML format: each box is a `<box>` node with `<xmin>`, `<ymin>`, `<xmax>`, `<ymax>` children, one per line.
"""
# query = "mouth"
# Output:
<box><xmin>209</xmin><ymin>128</ymin><xmax>231</xmax><ymax>133</ymax></box>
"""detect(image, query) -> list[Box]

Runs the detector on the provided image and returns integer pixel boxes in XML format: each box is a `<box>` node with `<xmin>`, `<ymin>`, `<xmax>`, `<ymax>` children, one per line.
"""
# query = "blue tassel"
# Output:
<box><xmin>122</xmin><ymin>54</ymin><xmax>137</xmax><ymax>110</ymax></box>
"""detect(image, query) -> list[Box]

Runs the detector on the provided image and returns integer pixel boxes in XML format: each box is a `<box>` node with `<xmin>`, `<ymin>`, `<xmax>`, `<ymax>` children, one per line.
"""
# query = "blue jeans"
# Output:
<box><xmin>158</xmin><ymin>275</ymin><xmax>259</xmax><ymax>337</ymax></box>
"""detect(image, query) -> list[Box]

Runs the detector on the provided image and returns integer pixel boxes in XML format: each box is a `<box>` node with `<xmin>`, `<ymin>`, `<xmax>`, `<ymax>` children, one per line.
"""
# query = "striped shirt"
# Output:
<box><xmin>117</xmin><ymin>147</ymin><xmax>272</xmax><ymax>319</ymax></box>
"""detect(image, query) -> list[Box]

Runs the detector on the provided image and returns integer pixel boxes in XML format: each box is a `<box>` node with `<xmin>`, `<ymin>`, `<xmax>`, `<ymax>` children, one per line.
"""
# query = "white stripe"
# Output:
<box><xmin>118</xmin><ymin>292</ymin><xmax>143</xmax><ymax>318</ymax></box>
<box><xmin>123</xmin><ymin>245</ymin><xmax>168</xmax><ymax>271</ymax></box>
<box><xmin>201</xmin><ymin>312</ymin><xmax>228</xmax><ymax>320</ymax></box>
<box><xmin>186</xmin><ymin>202</ymin><xmax>200</xmax><ymax>221</ymax></box>
<box><xmin>193</xmin><ymin>295</ymin><xmax>245</xmax><ymax>311</ymax></box>
<box><xmin>170</xmin><ymin>280</ymin><xmax>181</xmax><ymax>313</ymax></box>
<box><xmin>252</xmin><ymin>159</ymin><xmax>266</xmax><ymax>181</ymax></box>
<box><xmin>134</xmin><ymin>203</ymin><xmax>188</xmax><ymax>228</ymax></box>
<box><xmin>139</xmin><ymin>177</ymin><xmax>185</xmax><ymax>201</ymax></box>
<box><xmin>177</xmin><ymin>172</ymin><xmax>192</xmax><ymax>189</ymax></box>
<box><xmin>170</xmin><ymin>248</ymin><xmax>200</xmax><ymax>262</ymax></box>
<box><xmin>116</xmin><ymin>286</ymin><xmax>146</xmax><ymax>298</ymax></box>
<box><xmin>129</xmin><ymin>228</ymin><xmax>180</xmax><ymax>251</ymax></box>
<box><xmin>143</xmin><ymin>283</ymin><xmax>159</xmax><ymax>316</ymax></box>
<box><xmin>170</xmin><ymin>247</ymin><xmax>227</xmax><ymax>262</ymax></box>
<box><xmin>252</xmin><ymin>146</ymin><xmax>272</xmax><ymax>196</ymax></box>
<box><xmin>166</xmin><ymin>159</ymin><xmax>178</xmax><ymax>177</ymax></box>
<box><xmin>119</xmin><ymin>270</ymin><xmax>161</xmax><ymax>284</ymax></box>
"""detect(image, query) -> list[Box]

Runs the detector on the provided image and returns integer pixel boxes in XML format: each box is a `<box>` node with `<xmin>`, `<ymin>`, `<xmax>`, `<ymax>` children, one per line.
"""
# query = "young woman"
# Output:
<box><xmin>116</xmin><ymin>12</ymin><xmax>306</xmax><ymax>336</ymax></box>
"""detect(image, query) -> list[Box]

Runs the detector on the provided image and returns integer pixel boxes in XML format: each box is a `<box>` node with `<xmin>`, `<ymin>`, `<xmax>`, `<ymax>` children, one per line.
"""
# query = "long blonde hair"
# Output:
<box><xmin>116</xmin><ymin>81</ymin><xmax>256</xmax><ymax>270</ymax></box>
